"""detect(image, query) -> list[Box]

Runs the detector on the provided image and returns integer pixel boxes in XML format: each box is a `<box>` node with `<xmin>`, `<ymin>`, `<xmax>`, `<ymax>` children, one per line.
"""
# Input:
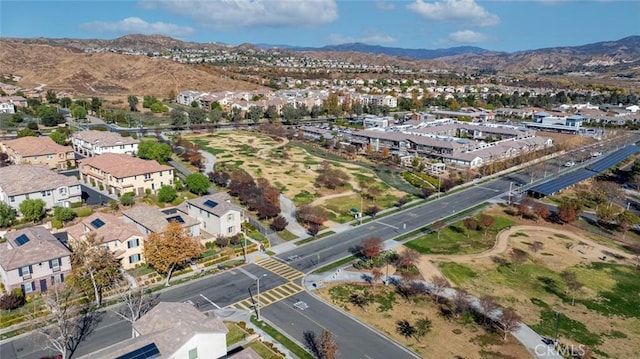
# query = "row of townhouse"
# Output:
<box><xmin>0</xmin><ymin>192</ymin><xmax>244</xmax><ymax>293</ymax></box>
<box><xmin>0</xmin><ymin>136</ymin><xmax>75</xmax><ymax>170</ymax></box>
<box><xmin>302</xmin><ymin>121</ymin><xmax>552</xmax><ymax>168</ymax></box>
<box><xmin>78</xmin><ymin>153</ymin><xmax>173</xmax><ymax>197</ymax></box>
<box><xmin>71</xmin><ymin>130</ymin><xmax>140</xmax><ymax>157</ymax></box>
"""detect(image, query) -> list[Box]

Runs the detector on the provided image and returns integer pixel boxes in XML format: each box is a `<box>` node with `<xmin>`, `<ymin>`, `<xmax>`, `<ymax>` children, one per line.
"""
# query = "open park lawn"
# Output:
<box><xmin>188</xmin><ymin>132</ymin><xmax>406</xmax><ymax>222</ymax></box>
<box><xmin>435</xmin><ymin>224</ymin><xmax>640</xmax><ymax>359</ymax></box>
<box><xmin>316</xmin><ymin>283</ymin><xmax>531</xmax><ymax>359</ymax></box>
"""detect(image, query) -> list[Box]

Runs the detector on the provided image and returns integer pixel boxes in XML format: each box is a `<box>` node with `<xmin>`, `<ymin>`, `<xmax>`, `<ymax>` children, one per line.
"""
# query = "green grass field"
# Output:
<box><xmin>405</xmin><ymin>216</ymin><xmax>515</xmax><ymax>255</ymax></box>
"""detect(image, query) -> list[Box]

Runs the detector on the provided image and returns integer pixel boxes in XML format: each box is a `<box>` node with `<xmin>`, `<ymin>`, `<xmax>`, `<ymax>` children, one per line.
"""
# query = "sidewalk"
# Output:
<box><xmin>278</xmin><ymin>194</ymin><xmax>309</xmax><ymax>238</ymax></box>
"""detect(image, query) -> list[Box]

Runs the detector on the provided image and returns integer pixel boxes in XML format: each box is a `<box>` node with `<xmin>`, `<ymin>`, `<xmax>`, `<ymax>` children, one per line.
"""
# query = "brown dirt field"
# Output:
<box><xmin>539</xmin><ymin>132</ymin><xmax>596</xmax><ymax>149</ymax></box>
<box><xmin>423</xmin><ymin>214</ymin><xmax>638</xmax><ymax>358</ymax></box>
<box><xmin>190</xmin><ymin>131</ymin><xmax>405</xmax><ymax>202</ymax></box>
<box><xmin>316</xmin><ymin>283</ymin><xmax>532</xmax><ymax>359</ymax></box>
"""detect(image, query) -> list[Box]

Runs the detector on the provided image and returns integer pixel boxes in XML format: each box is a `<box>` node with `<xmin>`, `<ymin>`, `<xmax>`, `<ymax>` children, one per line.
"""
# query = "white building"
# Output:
<box><xmin>71</xmin><ymin>130</ymin><xmax>140</xmax><ymax>157</ymax></box>
<box><xmin>180</xmin><ymin>193</ymin><xmax>244</xmax><ymax>237</ymax></box>
<box><xmin>0</xmin><ymin>165</ymin><xmax>82</xmax><ymax>211</ymax></box>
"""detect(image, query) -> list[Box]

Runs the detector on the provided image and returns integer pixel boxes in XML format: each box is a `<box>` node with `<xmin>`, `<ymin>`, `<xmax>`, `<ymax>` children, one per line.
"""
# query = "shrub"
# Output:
<box><xmin>157</xmin><ymin>185</ymin><xmax>177</xmax><ymax>203</ymax></box>
<box><xmin>51</xmin><ymin>219</ymin><xmax>63</xmax><ymax>229</ymax></box>
<box><xmin>0</xmin><ymin>293</ymin><xmax>25</xmax><ymax>310</ymax></box>
<box><xmin>99</xmin><ymin>184</ymin><xmax>104</xmax><ymax>191</ymax></box>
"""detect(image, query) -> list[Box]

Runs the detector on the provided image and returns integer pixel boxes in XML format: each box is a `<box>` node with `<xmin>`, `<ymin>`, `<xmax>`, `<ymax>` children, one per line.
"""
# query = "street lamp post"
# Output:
<box><xmin>256</xmin><ymin>274</ymin><xmax>267</xmax><ymax>321</ymax></box>
<box><xmin>554</xmin><ymin>311</ymin><xmax>561</xmax><ymax>346</ymax></box>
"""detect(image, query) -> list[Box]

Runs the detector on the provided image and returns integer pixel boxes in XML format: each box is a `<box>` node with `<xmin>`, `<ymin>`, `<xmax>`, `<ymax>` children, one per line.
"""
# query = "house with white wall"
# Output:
<box><xmin>71</xmin><ymin>130</ymin><xmax>139</xmax><ymax>157</ymax></box>
<box><xmin>0</xmin><ymin>226</ymin><xmax>71</xmax><ymax>294</ymax></box>
<box><xmin>179</xmin><ymin>193</ymin><xmax>244</xmax><ymax>238</ymax></box>
<box><xmin>0</xmin><ymin>164</ymin><xmax>82</xmax><ymax>211</ymax></box>
<box><xmin>78</xmin><ymin>302</ymin><xmax>228</xmax><ymax>359</ymax></box>
<box><xmin>122</xmin><ymin>205</ymin><xmax>201</xmax><ymax>238</ymax></box>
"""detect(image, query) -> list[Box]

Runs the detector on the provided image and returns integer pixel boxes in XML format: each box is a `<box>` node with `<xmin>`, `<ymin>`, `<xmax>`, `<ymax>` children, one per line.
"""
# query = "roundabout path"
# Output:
<box><xmin>412</xmin><ymin>224</ymin><xmax>632</xmax><ymax>282</ymax></box>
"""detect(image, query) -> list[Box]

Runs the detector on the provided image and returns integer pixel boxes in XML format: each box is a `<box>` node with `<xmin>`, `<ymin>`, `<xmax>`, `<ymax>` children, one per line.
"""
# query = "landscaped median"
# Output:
<box><xmin>250</xmin><ymin>316</ymin><xmax>314</xmax><ymax>359</ymax></box>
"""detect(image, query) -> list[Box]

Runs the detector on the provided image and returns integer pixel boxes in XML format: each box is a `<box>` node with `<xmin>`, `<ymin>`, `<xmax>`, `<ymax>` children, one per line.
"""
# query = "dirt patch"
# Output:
<box><xmin>316</xmin><ymin>283</ymin><xmax>532</xmax><ymax>359</ymax></box>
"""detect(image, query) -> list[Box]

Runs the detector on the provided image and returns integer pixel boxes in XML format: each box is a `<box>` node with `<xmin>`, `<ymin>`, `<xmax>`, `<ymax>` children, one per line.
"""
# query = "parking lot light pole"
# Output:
<box><xmin>256</xmin><ymin>274</ymin><xmax>267</xmax><ymax>321</ymax></box>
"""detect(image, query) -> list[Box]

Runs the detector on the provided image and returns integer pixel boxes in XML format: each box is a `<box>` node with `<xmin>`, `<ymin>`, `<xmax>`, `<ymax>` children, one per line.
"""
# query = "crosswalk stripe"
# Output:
<box><xmin>262</xmin><ymin>292</ymin><xmax>279</xmax><ymax>302</ymax></box>
<box><xmin>259</xmin><ymin>296</ymin><xmax>273</xmax><ymax>305</ymax></box>
<box><xmin>286</xmin><ymin>282</ymin><xmax>304</xmax><ymax>291</ymax></box>
<box><xmin>278</xmin><ymin>285</ymin><xmax>296</xmax><ymax>295</ymax></box>
<box><xmin>272</xmin><ymin>286</ymin><xmax>290</xmax><ymax>297</ymax></box>
<box><xmin>234</xmin><ymin>301</ymin><xmax>250</xmax><ymax>310</ymax></box>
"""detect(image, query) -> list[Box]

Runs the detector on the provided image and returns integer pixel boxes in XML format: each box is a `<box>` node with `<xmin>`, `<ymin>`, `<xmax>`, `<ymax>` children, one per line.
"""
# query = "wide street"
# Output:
<box><xmin>2</xmin><ymin>135</ymin><xmax>636</xmax><ymax>358</ymax></box>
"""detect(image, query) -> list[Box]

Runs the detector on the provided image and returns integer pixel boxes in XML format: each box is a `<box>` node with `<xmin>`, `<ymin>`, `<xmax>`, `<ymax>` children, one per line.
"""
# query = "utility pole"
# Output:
<box><xmin>509</xmin><ymin>182</ymin><xmax>513</xmax><ymax>205</ymax></box>
<box><xmin>256</xmin><ymin>274</ymin><xmax>267</xmax><ymax>321</ymax></box>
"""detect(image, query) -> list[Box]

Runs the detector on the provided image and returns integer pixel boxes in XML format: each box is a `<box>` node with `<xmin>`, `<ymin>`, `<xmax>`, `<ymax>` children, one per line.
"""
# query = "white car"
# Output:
<box><xmin>564</xmin><ymin>161</ymin><xmax>576</xmax><ymax>167</ymax></box>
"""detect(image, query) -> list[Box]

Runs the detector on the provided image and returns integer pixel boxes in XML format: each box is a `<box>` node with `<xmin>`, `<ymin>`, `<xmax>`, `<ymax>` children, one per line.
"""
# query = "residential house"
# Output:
<box><xmin>0</xmin><ymin>96</ymin><xmax>27</xmax><ymax>113</ymax></box>
<box><xmin>0</xmin><ymin>165</ymin><xmax>82</xmax><ymax>211</ymax></box>
<box><xmin>0</xmin><ymin>226</ymin><xmax>71</xmax><ymax>294</ymax></box>
<box><xmin>0</xmin><ymin>136</ymin><xmax>75</xmax><ymax>169</ymax></box>
<box><xmin>79</xmin><ymin>153</ymin><xmax>173</xmax><ymax>196</ymax></box>
<box><xmin>179</xmin><ymin>193</ymin><xmax>244</xmax><ymax>237</ymax></box>
<box><xmin>123</xmin><ymin>205</ymin><xmax>201</xmax><ymax>238</ymax></box>
<box><xmin>78</xmin><ymin>302</ymin><xmax>228</xmax><ymax>359</ymax></box>
<box><xmin>66</xmin><ymin>213</ymin><xmax>145</xmax><ymax>269</ymax></box>
<box><xmin>71</xmin><ymin>130</ymin><xmax>140</xmax><ymax>157</ymax></box>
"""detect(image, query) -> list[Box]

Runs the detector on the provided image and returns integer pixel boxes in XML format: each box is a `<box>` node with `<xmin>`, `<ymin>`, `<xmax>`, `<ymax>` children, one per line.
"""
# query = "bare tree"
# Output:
<box><xmin>429</xmin><ymin>275</ymin><xmax>450</xmax><ymax>304</ymax></box>
<box><xmin>498</xmin><ymin>308</ymin><xmax>522</xmax><ymax>340</ymax></box>
<box><xmin>396</xmin><ymin>248</ymin><xmax>420</xmax><ymax>270</ymax></box>
<box><xmin>478</xmin><ymin>214</ymin><xmax>496</xmax><ymax>237</ymax></box>
<box><xmin>479</xmin><ymin>295</ymin><xmax>499</xmax><ymax>324</ymax></box>
<box><xmin>371</xmin><ymin>268</ymin><xmax>383</xmax><ymax>285</ymax></box>
<box><xmin>561</xmin><ymin>271</ymin><xmax>583</xmax><ymax>305</ymax></box>
<box><xmin>36</xmin><ymin>283</ymin><xmax>100</xmax><ymax>359</ymax></box>
<box><xmin>318</xmin><ymin>330</ymin><xmax>339</xmax><ymax>359</ymax></box>
<box><xmin>509</xmin><ymin>248</ymin><xmax>528</xmax><ymax>272</ymax></box>
<box><xmin>629</xmin><ymin>243</ymin><xmax>640</xmax><ymax>268</ymax></box>
<box><xmin>111</xmin><ymin>285</ymin><xmax>159</xmax><ymax>338</ymax></box>
<box><xmin>530</xmin><ymin>241</ymin><xmax>544</xmax><ymax>253</ymax></box>
<box><xmin>432</xmin><ymin>220</ymin><xmax>446</xmax><ymax>240</ymax></box>
<box><xmin>450</xmin><ymin>289</ymin><xmax>471</xmax><ymax>317</ymax></box>
<box><xmin>359</xmin><ymin>236</ymin><xmax>384</xmax><ymax>259</ymax></box>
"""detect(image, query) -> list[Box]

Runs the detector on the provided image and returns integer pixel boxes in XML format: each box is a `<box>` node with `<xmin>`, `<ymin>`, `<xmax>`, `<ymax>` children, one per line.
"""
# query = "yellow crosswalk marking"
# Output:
<box><xmin>256</xmin><ymin>258</ymin><xmax>305</xmax><ymax>281</ymax></box>
<box><xmin>226</xmin><ymin>282</ymin><xmax>305</xmax><ymax>311</ymax></box>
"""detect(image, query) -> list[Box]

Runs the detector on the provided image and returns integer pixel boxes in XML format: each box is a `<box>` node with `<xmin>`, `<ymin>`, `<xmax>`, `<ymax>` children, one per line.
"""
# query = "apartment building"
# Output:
<box><xmin>78</xmin><ymin>153</ymin><xmax>173</xmax><ymax>196</ymax></box>
<box><xmin>0</xmin><ymin>136</ymin><xmax>75</xmax><ymax>169</ymax></box>
<box><xmin>71</xmin><ymin>130</ymin><xmax>140</xmax><ymax>157</ymax></box>
<box><xmin>0</xmin><ymin>165</ymin><xmax>82</xmax><ymax>211</ymax></box>
<box><xmin>122</xmin><ymin>205</ymin><xmax>201</xmax><ymax>238</ymax></box>
<box><xmin>0</xmin><ymin>226</ymin><xmax>71</xmax><ymax>293</ymax></box>
<box><xmin>66</xmin><ymin>212</ymin><xmax>145</xmax><ymax>269</ymax></box>
<box><xmin>179</xmin><ymin>193</ymin><xmax>244</xmax><ymax>237</ymax></box>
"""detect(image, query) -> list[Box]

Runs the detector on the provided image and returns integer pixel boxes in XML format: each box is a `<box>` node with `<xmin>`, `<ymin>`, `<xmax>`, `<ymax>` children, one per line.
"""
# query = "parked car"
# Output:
<box><xmin>564</xmin><ymin>161</ymin><xmax>576</xmax><ymax>167</ymax></box>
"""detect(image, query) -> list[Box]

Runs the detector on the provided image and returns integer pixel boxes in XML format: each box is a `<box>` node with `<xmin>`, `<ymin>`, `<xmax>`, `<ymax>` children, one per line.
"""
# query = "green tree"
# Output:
<box><xmin>53</xmin><ymin>207</ymin><xmax>77</xmax><ymax>223</ymax></box>
<box><xmin>59</xmin><ymin>97</ymin><xmax>72</xmax><ymax>108</ymax></box>
<box><xmin>170</xmin><ymin>109</ymin><xmax>187</xmax><ymax>127</ymax></box>
<box><xmin>127</xmin><ymin>95</ymin><xmax>139</xmax><ymax>112</ymax></box>
<box><xmin>149</xmin><ymin>102</ymin><xmax>167</xmax><ymax>113</ymax></box>
<box><xmin>45</xmin><ymin>90</ymin><xmax>58</xmax><ymax>104</ymax></box>
<box><xmin>190</xmin><ymin>100</ymin><xmax>199</xmax><ymax>108</ymax></box>
<box><xmin>136</xmin><ymin>141</ymin><xmax>172</xmax><ymax>163</ymax></box>
<box><xmin>323</xmin><ymin>93</ymin><xmax>342</xmax><ymax>118</ymax></box>
<box><xmin>185</xmin><ymin>173</ymin><xmax>210</xmax><ymax>195</ymax></box>
<box><xmin>71</xmin><ymin>105</ymin><xmax>87</xmax><ymax>120</ymax></box>
<box><xmin>19</xmin><ymin>198</ymin><xmax>46</xmax><ymax>223</ymax></box>
<box><xmin>49</xmin><ymin>131</ymin><xmax>67</xmax><ymax>145</ymax></box>
<box><xmin>187</xmin><ymin>107</ymin><xmax>206</xmax><ymax>124</ymax></box>
<box><xmin>17</xmin><ymin>128</ymin><xmax>37</xmax><ymax>137</ymax></box>
<box><xmin>0</xmin><ymin>202</ymin><xmax>16</xmax><ymax>227</ymax></box>
<box><xmin>142</xmin><ymin>96</ymin><xmax>158</xmax><ymax>109</ymax></box>
<box><xmin>120</xmin><ymin>192</ymin><xmax>135</xmax><ymax>206</ymax></box>
<box><xmin>157</xmin><ymin>185</ymin><xmax>177</xmax><ymax>203</ymax></box>
<box><xmin>247</xmin><ymin>106</ymin><xmax>263</xmax><ymax>123</ymax></box>
<box><xmin>396</xmin><ymin>319</ymin><xmax>416</xmax><ymax>340</ymax></box>
<box><xmin>415</xmin><ymin>317</ymin><xmax>432</xmax><ymax>343</ymax></box>
<box><xmin>265</xmin><ymin>105</ymin><xmax>279</xmax><ymax>121</ymax></box>
<box><xmin>209</xmin><ymin>108</ymin><xmax>223</xmax><ymax>123</ymax></box>
<box><xmin>90</xmin><ymin>97</ymin><xmax>103</xmax><ymax>113</ymax></box>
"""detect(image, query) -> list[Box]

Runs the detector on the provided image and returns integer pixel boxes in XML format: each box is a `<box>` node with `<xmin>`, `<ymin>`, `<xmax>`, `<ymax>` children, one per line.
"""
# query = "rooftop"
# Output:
<box><xmin>1</xmin><ymin>136</ymin><xmax>73</xmax><ymax>157</ymax></box>
<box><xmin>79</xmin><ymin>153</ymin><xmax>172</xmax><ymax>178</ymax></box>
<box><xmin>0</xmin><ymin>164</ymin><xmax>80</xmax><ymax>196</ymax></box>
<box><xmin>66</xmin><ymin>212</ymin><xmax>143</xmax><ymax>244</ymax></box>
<box><xmin>0</xmin><ymin>226</ymin><xmax>71</xmax><ymax>270</ymax></box>
<box><xmin>72</xmin><ymin>130</ymin><xmax>140</xmax><ymax>147</ymax></box>
<box><xmin>186</xmin><ymin>193</ymin><xmax>241</xmax><ymax>217</ymax></box>
<box><xmin>123</xmin><ymin>205</ymin><xmax>199</xmax><ymax>233</ymax></box>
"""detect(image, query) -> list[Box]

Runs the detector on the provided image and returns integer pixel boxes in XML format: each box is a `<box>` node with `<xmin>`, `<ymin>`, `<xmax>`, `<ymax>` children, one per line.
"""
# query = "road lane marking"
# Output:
<box><xmin>256</xmin><ymin>258</ymin><xmax>305</xmax><ymax>281</ymax></box>
<box><xmin>200</xmin><ymin>293</ymin><xmax>220</xmax><ymax>309</ymax></box>
<box><xmin>377</xmin><ymin>222</ymin><xmax>399</xmax><ymax>230</ymax></box>
<box><xmin>226</xmin><ymin>282</ymin><xmax>304</xmax><ymax>311</ymax></box>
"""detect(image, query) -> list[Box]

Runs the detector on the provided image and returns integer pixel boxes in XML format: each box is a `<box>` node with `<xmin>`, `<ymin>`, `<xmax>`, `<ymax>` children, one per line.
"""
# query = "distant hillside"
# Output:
<box><xmin>442</xmin><ymin>36</ymin><xmax>640</xmax><ymax>74</ymax></box>
<box><xmin>260</xmin><ymin>42</ymin><xmax>498</xmax><ymax>60</ymax></box>
<box><xmin>0</xmin><ymin>40</ymin><xmax>262</xmax><ymax>98</ymax></box>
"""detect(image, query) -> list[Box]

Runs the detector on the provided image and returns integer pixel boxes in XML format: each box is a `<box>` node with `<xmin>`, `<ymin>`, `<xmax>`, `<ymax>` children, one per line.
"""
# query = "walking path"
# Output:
<box><xmin>278</xmin><ymin>194</ymin><xmax>309</xmax><ymax>239</ymax></box>
<box><xmin>200</xmin><ymin>150</ymin><xmax>217</xmax><ymax>174</ymax></box>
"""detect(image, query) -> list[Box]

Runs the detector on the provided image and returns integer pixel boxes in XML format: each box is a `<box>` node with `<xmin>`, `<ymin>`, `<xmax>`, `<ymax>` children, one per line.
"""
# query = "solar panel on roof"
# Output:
<box><xmin>115</xmin><ymin>343</ymin><xmax>161</xmax><ymax>359</ymax></box>
<box><xmin>204</xmin><ymin>199</ymin><xmax>218</xmax><ymax>208</ymax></box>
<box><xmin>166</xmin><ymin>215</ymin><xmax>185</xmax><ymax>223</ymax></box>
<box><xmin>14</xmin><ymin>234</ymin><xmax>30</xmax><ymax>246</ymax></box>
<box><xmin>90</xmin><ymin>218</ymin><xmax>106</xmax><ymax>229</ymax></box>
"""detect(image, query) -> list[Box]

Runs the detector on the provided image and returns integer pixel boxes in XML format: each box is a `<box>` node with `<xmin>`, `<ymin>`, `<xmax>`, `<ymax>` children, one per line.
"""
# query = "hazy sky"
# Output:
<box><xmin>1</xmin><ymin>0</ymin><xmax>638</xmax><ymax>52</ymax></box>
